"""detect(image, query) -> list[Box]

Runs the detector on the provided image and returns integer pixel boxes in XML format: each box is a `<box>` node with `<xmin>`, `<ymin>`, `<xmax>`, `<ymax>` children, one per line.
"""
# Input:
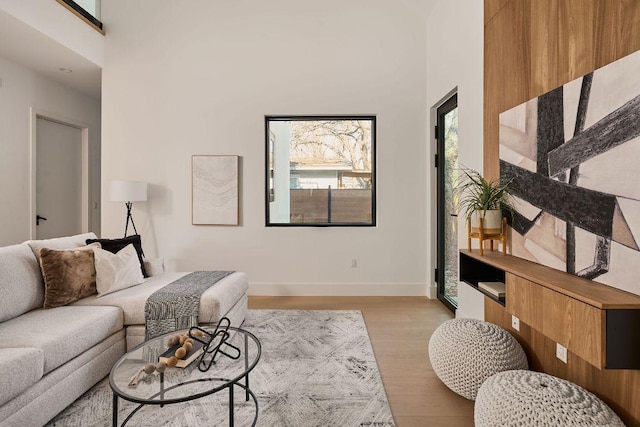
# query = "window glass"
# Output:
<box><xmin>266</xmin><ymin>116</ymin><xmax>376</xmax><ymax>226</ymax></box>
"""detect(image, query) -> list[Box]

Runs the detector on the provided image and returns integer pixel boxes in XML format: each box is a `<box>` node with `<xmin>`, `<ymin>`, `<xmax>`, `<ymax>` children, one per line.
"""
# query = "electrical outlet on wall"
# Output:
<box><xmin>351</xmin><ymin>259</ymin><xmax>357</xmax><ymax>268</ymax></box>
<box><xmin>556</xmin><ymin>343</ymin><xmax>568</xmax><ymax>363</ymax></box>
<box><xmin>511</xmin><ymin>315</ymin><xmax>520</xmax><ymax>331</ymax></box>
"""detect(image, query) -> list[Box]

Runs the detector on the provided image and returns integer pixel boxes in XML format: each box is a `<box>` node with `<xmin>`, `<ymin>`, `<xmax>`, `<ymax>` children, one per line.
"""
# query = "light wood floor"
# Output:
<box><xmin>248</xmin><ymin>296</ymin><xmax>475</xmax><ymax>427</ymax></box>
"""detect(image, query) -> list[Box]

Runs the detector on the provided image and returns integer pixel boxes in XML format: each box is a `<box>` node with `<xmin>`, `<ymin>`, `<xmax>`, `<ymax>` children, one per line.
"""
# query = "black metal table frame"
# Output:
<box><xmin>110</xmin><ymin>327</ymin><xmax>261</xmax><ymax>427</ymax></box>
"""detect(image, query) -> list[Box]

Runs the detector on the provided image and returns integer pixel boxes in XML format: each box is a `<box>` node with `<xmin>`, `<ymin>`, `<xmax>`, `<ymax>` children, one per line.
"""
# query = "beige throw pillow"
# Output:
<box><xmin>39</xmin><ymin>245</ymin><xmax>98</xmax><ymax>309</ymax></box>
<box><xmin>94</xmin><ymin>244</ymin><xmax>145</xmax><ymax>297</ymax></box>
<box><xmin>143</xmin><ymin>257</ymin><xmax>165</xmax><ymax>277</ymax></box>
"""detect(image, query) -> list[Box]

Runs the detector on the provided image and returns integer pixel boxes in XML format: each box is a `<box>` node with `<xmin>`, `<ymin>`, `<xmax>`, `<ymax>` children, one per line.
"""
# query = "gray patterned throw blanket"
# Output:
<box><xmin>145</xmin><ymin>271</ymin><xmax>234</xmax><ymax>340</ymax></box>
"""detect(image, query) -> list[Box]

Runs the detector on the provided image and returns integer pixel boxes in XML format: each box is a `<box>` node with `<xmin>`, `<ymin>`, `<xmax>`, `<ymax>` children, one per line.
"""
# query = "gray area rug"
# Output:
<box><xmin>47</xmin><ymin>309</ymin><xmax>395</xmax><ymax>426</ymax></box>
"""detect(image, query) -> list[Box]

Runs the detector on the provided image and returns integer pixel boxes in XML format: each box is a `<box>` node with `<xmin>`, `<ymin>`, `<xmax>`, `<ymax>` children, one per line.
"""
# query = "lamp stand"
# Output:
<box><xmin>124</xmin><ymin>201</ymin><xmax>139</xmax><ymax>237</ymax></box>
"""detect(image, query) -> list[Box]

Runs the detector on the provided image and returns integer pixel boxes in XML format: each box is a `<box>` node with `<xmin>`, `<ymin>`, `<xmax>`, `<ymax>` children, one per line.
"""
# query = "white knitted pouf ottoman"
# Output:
<box><xmin>475</xmin><ymin>370</ymin><xmax>625</xmax><ymax>427</ymax></box>
<box><xmin>428</xmin><ymin>318</ymin><xmax>528</xmax><ymax>400</ymax></box>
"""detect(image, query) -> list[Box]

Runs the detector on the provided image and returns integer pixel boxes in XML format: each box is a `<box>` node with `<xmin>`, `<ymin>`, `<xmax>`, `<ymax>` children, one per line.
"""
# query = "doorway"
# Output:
<box><xmin>436</xmin><ymin>94</ymin><xmax>458</xmax><ymax>312</ymax></box>
<box><xmin>32</xmin><ymin>115</ymin><xmax>89</xmax><ymax>239</ymax></box>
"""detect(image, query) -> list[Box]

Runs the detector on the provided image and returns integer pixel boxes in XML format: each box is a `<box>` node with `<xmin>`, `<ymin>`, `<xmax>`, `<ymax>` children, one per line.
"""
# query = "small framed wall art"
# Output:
<box><xmin>192</xmin><ymin>155</ymin><xmax>239</xmax><ymax>225</ymax></box>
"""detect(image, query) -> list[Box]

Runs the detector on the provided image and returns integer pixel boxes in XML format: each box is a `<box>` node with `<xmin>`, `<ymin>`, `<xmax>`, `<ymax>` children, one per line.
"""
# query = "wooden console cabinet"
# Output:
<box><xmin>460</xmin><ymin>250</ymin><xmax>640</xmax><ymax>369</ymax></box>
<box><xmin>460</xmin><ymin>250</ymin><xmax>640</xmax><ymax>426</ymax></box>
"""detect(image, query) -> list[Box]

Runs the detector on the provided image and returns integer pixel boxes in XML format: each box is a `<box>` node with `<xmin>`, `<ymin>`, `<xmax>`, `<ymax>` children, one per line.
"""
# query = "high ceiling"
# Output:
<box><xmin>0</xmin><ymin>9</ymin><xmax>101</xmax><ymax>99</ymax></box>
<box><xmin>0</xmin><ymin>0</ymin><xmax>438</xmax><ymax>102</ymax></box>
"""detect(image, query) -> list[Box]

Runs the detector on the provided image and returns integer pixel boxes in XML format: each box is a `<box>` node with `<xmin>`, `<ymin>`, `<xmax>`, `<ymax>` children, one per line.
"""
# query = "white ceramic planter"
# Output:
<box><xmin>471</xmin><ymin>209</ymin><xmax>503</xmax><ymax>234</ymax></box>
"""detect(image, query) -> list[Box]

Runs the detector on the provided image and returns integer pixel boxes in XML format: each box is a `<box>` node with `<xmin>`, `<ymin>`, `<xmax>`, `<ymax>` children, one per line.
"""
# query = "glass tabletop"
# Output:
<box><xmin>110</xmin><ymin>327</ymin><xmax>261</xmax><ymax>405</ymax></box>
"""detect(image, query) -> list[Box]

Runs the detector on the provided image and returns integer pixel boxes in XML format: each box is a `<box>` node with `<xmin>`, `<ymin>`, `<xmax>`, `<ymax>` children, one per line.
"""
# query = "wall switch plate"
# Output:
<box><xmin>351</xmin><ymin>259</ymin><xmax>357</xmax><ymax>268</ymax></box>
<box><xmin>511</xmin><ymin>315</ymin><xmax>520</xmax><ymax>331</ymax></box>
<box><xmin>556</xmin><ymin>343</ymin><xmax>568</xmax><ymax>363</ymax></box>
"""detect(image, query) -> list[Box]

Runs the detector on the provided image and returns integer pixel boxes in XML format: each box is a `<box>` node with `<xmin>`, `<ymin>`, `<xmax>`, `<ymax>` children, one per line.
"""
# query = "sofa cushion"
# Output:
<box><xmin>94</xmin><ymin>244</ymin><xmax>144</xmax><ymax>296</ymax></box>
<box><xmin>27</xmin><ymin>232</ymin><xmax>98</xmax><ymax>264</ymax></box>
<box><xmin>124</xmin><ymin>293</ymin><xmax>247</xmax><ymax>350</ymax></box>
<box><xmin>0</xmin><ymin>348</ymin><xmax>44</xmax><ymax>406</ymax></box>
<box><xmin>0</xmin><ymin>305</ymin><xmax>123</xmax><ymax>374</ymax></box>
<box><xmin>0</xmin><ymin>243</ymin><xmax>43</xmax><ymax>322</ymax></box>
<box><xmin>86</xmin><ymin>235</ymin><xmax>148</xmax><ymax>278</ymax></box>
<box><xmin>40</xmin><ymin>245</ymin><xmax>98</xmax><ymax>308</ymax></box>
<box><xmin>72</xmin><ymin>272</ymin><xmax>248</xmax><ymax>326</ymax></box>
<box><xmin>143</xmin><ymin>257</ymin><xmax>165</xmax><ymax>277</ymax></box>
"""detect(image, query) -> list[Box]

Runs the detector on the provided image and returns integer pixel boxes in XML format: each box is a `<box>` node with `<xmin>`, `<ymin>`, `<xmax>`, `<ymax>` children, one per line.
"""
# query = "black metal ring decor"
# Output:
<box><xmin>189</xmin><ymin>317</ymin><xmax>241</xmax><ymax>372</ymax></box>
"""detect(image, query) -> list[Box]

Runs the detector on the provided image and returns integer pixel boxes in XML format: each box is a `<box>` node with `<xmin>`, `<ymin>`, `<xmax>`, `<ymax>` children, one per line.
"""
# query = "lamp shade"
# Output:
<box><xmin>110</xmin><ymin>180</ymin><xmax>147</xmax><ymax>202</ymax></box>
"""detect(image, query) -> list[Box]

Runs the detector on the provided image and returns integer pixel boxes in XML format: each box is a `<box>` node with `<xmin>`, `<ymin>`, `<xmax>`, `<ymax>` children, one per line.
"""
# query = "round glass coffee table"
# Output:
<box><xmin>109</xmin><ymin>326</ymin><xmax>261</xmax><ymax>426</ymax></box>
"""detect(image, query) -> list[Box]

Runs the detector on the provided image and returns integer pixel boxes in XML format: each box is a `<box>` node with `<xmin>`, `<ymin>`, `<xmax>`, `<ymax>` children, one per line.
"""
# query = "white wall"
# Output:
<box><xmin>0</xmin><ymin>55</ymin><xmax>101</xmax><ymax>246</ymax></box>
<box><xmin>0</xmin><ymin>0</ymin><xmax>104</xmax><ymax>67</ymax></box>
<box><xmin>101</xmin><ymin>0</ymin><xmax>430</xmax><ymax>295</ymax></box>
<box><xmin>426</xmin><ymin>0</ymin><xmax>485</xmax><ymax>316</ymax></box>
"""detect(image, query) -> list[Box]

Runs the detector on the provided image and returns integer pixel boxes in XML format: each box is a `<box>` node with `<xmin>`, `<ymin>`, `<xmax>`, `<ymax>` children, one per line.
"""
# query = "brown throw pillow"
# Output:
<box><xmin>39</xmin><ymin>246</ymin><xmax>97</xmax><ymax>309</ymax></box>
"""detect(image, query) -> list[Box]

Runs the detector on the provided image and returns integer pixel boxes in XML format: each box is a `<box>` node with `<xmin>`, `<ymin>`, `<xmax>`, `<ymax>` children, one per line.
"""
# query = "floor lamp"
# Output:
<box><xmin>110</xmin><ymin>180</ymin><xmax>147</xmax><ymax>237</ymax></box>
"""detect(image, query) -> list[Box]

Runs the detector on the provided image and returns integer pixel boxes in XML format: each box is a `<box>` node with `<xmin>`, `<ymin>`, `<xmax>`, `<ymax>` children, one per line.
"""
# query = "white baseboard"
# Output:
<box><xmin>455</xmin><ymin>310</ymin><xmax>483</xmax><ymax>320</ymax></box>
<box><xmin>427</xmin><ymin>284</ymin><xmax>438</xmax><ymax>299</ymax></box>
<box><xmin>248</xmin><ymin>282</ymin><xmax>427</xmax><ymax>296</ymax></box>
<box><xmin>455</xmin><ymin>310</ymin><xmax>469</xmax><ymax>319</ymax></box>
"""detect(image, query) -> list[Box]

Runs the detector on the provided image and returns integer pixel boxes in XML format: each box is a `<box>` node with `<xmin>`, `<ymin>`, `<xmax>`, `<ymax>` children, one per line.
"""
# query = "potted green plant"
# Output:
<box><xmin>458</xmin><ymin>169</ymin><xmax>515</xmax><ymax>233</ymax></box>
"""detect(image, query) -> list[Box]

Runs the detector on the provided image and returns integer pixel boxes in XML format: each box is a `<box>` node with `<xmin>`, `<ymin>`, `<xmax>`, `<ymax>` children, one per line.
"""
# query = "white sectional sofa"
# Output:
<box><xmin>73</xmin><ymin>271</ymin><xmax>248</xmax><ymax>350</ymax></box>
<box><xmin>0</xmin><ymin>233</ymin><xmax>247</xmax><ymax>427</ymax></box>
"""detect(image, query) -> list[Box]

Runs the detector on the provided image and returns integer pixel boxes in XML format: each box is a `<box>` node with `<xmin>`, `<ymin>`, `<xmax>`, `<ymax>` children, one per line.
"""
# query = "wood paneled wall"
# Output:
<box><xmin>483</xmin><ymin>0</ymin><xmax>640</xmax><ymax>180</ymax></box>
<box><xmin>484</xmin><ymin>1</ymin><xmax>640</xmax><ymax>425</ymax></box>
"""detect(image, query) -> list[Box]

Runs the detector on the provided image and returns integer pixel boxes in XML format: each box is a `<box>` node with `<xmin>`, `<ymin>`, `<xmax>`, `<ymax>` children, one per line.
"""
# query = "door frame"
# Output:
<box><xmin>29</xmin><ymin>108</ymin><xmax>90</xmax><ymax>239</ymax></box>
<box><xmin>433</xmin><ymin>90</ymin><xmax>458</xmax><ymax>313</ymax></box>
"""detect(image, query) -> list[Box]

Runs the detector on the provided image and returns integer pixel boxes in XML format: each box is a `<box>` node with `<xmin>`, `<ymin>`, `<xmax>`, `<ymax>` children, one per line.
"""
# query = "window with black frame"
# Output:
<box><xmin>265</xmin><ymin>116</ymin><xmax>376</xmax><ymax>227</ymax></box>
<box><xmin>57</xmin><ymin>0</ymin><xmax>103</xmax><ymax>31</ymax></box>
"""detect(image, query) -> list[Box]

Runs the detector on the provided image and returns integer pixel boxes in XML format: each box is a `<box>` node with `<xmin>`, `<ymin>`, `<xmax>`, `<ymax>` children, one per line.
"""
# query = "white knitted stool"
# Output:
<box><xmin>428</xmin><ymin>318</ymin><xmax>528</xmax><ymax>400</ymax></box>
<box><xmin>475</xmin><ymin>370</ymin><xmax>625</xmax><ymax>427</ymax></box>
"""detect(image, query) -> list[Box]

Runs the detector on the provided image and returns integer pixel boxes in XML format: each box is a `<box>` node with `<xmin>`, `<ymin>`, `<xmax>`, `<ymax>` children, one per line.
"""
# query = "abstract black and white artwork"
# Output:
<box><xmin>500</xmin><ymin>49</ymin><xmax>640</xmax><ymax>295</ymax></box>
